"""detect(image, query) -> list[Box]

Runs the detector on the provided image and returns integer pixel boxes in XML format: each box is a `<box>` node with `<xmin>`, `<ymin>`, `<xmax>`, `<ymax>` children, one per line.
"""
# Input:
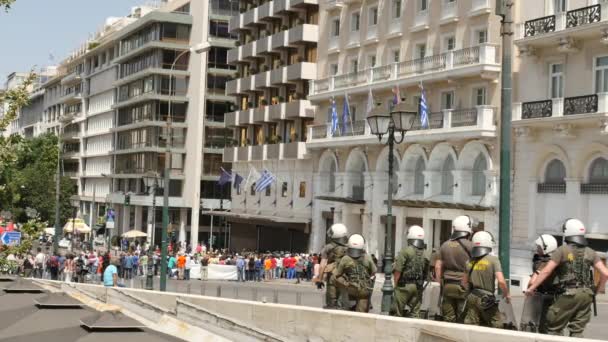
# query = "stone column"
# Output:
<box><xmin>369</xmin><ymin>212</ymin><xmax>381</xmax><ymax>258</ymax></box>
<box><xmin>395</xmin><ymin>208</ymin><xmax>405</xmax><ymax>252</ymax></box>
<box><xmin>134</xmin><ymin>205</ymin><xmax>143</xmax><ymax>231</ymax></box>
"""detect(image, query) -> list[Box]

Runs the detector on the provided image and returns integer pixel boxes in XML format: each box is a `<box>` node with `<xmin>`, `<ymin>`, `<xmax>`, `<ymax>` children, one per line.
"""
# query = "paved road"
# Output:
<box><xmin>114</xmin><ymin>275</ymin><xmax>607</xmax><ymax>340</ymax></box>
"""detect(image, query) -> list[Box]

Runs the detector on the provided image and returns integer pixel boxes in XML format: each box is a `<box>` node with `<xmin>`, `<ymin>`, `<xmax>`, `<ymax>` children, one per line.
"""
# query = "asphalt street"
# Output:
<box><xmin>121</xmin><ymin>275</ymin><xmax>608</xmax><ymax>340</ymax></box>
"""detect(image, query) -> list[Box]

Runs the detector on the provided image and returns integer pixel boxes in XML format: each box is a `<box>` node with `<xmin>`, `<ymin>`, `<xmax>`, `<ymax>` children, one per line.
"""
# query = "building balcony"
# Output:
<box><xmin>440</xmin><ymin>1</ymin><xmax>459</xmax><ymax>24</ymax></box>
<box><xmin>513</xmin><ymin>93</ymin><xmax>608</xmax><ymax>123</ymax></box>
<box><xmin>310</xmin><ymin>44</ymin><xmax>498</xmax><ymax>99</ymax></box>
<box><xmin>515</xmin><ymin>3</ymin><xmax>607</xmax><ymax>46</ymax></box>
<box><xmin>324</xmin><ymin>0</ymin><xmax>345</xmax><ymax>11</ymax></box>
<box><xmin>227</xmin><ymin>62</ymin><xmax>317</xmax><ymax>95</ymax></box>
<box><xmin>254</xmin><ymin>106</ymin><xmax>271</xmax><ymax>123</ymax></box>
<box><xmin>223</xmin><ymin>142</ymin><xmax>307</xmax><ymax>162</ymax></box>
<box><xmin>237</xmin><ymin>146</ymin><xmax>251</xmax><ymax>160</ymax></box>
<box><xmin>223</xmin><ymin>146</ymin><xmax>236</xmax><ymax>162</ymax></box>
<box><xmin>411</xmin><ymin>10</ymin><xmax>430</xmax><ymax>32</ymax></box>
<box><xmin>225</xmin><ymin>100</ymin><xmax>314</xmax><ymax>128</ymax></box>
<box><xmin>470</xmin><ymin>0</ymin><xmax>492</xmax><ymax>17</ymax></box>
<box><xmin>230</xmin><ymin>0</ymin><xmax>318</xmax><ymax>32</ymax></box>
<box><xmin>60</xmin><ymin>72</ymin><xmax>81</xmax><ymax>86</ymax></box>
<box><xmin>60</xmin><ymin>92</ymin><xmax>83</xmax><ymax>105</ymax></box>
<box><xmin>307</xmin><ymin>106</ymin><xmax>496</xmax><ymax>148</ymax></box>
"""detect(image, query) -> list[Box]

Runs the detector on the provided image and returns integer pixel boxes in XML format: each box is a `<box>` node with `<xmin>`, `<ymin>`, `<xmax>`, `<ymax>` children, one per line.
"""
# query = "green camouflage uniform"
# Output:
<box><xmin>391</xmin><ymin>245</ymin><xmax>430</xmax><ymax>317</ymax></box>
<box><xmin>546</xmin><ymin>244</ymin><xmax>599</xmax><ymax>337</ymax></box>
<box><xmin>333</xmin><ymin>253</ymin><xmax>377</xmax><ymax>312</ymax></box>
<box><xmin>321</xmin><ymin>241</ymin><xmax>348</xmax><ymax>308</ymax></box>
<box><xmin>463</xmin><ymin>255</ymin><xmax>503</xmax><ymax>328</ymax></box>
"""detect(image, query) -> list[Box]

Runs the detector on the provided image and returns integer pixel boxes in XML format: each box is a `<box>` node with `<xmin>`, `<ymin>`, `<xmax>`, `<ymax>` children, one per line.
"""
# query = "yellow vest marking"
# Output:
<box><xmin>470</xmin><ymin>259</ymin><xmax>490</xmax><ymax>271</ymax></box>
<box><xmin>567</xmin><ymin>253</ymin><xmax>574</xmax><ymax>262</ymax></box>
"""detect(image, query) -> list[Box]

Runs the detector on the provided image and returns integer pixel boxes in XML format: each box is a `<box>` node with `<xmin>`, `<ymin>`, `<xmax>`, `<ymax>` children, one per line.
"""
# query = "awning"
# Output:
<box><xmin>205</xmin><ymin>210</ymin><xmax>311</xmax><ymax>226</ymax></box>
<box><xmin>315</xmin><ymin>196</ymin><xmax>365</xmax><ymax>205</ymax></box>
<box><xmin>389</xmin><ymin>199</ymin><xmax>494</xmax><ymax>211</ymax></box>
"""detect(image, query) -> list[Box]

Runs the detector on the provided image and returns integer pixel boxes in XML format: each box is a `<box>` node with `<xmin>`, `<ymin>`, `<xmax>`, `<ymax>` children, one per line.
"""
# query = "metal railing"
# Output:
<box><xmin>522</xmin><ymin>100</ymin><xmax>553</xmax><ymax>119</ymax></box>
<box><xmin>566</xmin><ymin>4</ymin><xmax>601</xmax><ymax>28</ymax></box>
<box><xmin>537</xmin><ymin>183</ymin><xmax>566</xmax><ymax>194</ymax></box>
<box><xmin>411</xmin><ymin>111</ymin><xmax>444</xmax><ymax>130</ymax></box>
<box><xmin>397</xmin><ymin>54</ymin><xmax>447</xmax><ymax>77</ymax></box>
<box><xmin>581</xmin><ymin>183</ymin><xmax>608</xmax><ymax>194</ymax></box>
<box><xmin>564</xmin><ymin>94</ymin><xmax>598</xmax><ymax>115</ymax></box>
<box><xmin>524</xmin><ymin>15</ymin><xmax>556</xmax><ymax>37</ymax></box>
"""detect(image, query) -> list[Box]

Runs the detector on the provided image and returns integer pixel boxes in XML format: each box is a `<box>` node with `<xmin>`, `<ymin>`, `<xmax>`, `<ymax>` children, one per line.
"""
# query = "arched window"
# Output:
<box><xmin>472</xmin><ymin>154</ymin><xmax>487</xmax><ymax>196</ymax></box>
<box><xmin>589</xmin><ymin>157</ymin><xmax>608</xmax><ymax>183</ymax></box>
<box><xmin>328</xmin><ymin>160</ymin><xmax>336</xmax><ymax>193</ymax></box>
<box><xmin>414</xmin><ymin>157</ymin><xmax>425</xmax><ymax>195</ymax></box>
<box><xmin>441</xmin><ymin>155</ymin><xmax>455</xmax><ymax>195</ymax></box>
<box><xmin>545</xmin><ymin>159</ymin><xmax>566</xmax><ymax>184</ymax></box>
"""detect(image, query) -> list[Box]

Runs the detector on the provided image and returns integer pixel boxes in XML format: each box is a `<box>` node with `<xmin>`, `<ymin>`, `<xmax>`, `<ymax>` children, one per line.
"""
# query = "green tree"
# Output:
<box><xmin>0</xmin><ymin>0</ymin><xmax>15</xmax><ymax>12</ymax></box>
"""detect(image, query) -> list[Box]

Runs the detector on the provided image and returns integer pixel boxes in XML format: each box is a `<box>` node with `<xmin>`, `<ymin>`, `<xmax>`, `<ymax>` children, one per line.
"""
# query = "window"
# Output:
<box><xmin>472</xmin><ymin>154</ymin><xmax>487</xmax><ymax>196</ymax></box>
<box><xmin>368</xmin><ymin>55</ymin><xmax>377</xmax><ymax>68</ymax></box>
<box><xmin>393</xmin><ymin>0</ymin><xmax>401</xmax><ymax>18</ymax></box>
<box><xmin>475</xmin><ymin>29</ymin><xmax>488</xmax><ymax>44</ymax></box>
<box><xmin>282</xmin><ymin>182</ymin><xmax>288</xmax><ymax>197</ymax></box>
<box><xmin>441</xmin><ymin>91</ymin><xmax>455</xmax><ymax>110</ymax></box>
<box><xmin>444</xmin><ymin>36</ymin><xmax>456</xmax><ymax>51</ymax></box>
<box><xmin>350</xmin><ymin>59</ymin><xmax>359</xmax><ymax>73</ymax></box>
<box><xmin>595</xmin><ymin>57</ymin><xmax>608</xmax><ymax>93</ymax></box>
<box><xmin>328</xmin><ymin>161</ymin><xmax>337</xmax><ymax>192</ymax></box>
<box><xmin>330</xmin><ymin>64</ymin><xmax>339</xmax><ymax>75</ymax></box>
<box><xmin>473</xmin><ymin>87</ymin><xmax>487</xmax><ymax>106</ymax></box>
<box><xmin>553</xmin><ymin>0</ymin><xmax>566</xmax><ymax>13</ymax></box>
<box><xmin>299</xmin><ymin>182</ymin><xmax>307</xmax><ymax>198</ymax></box>
<box><xmin>351</xmin><ymin>12</ymin><xmax>360</xmax><ymax>31</ymax></box>
<box><xmin>420</xmin><ymin>0</ymin><xmax>428</xmax><ymax>11</ymax></box>
<box><xmin>550</xmin><ymin>63</ymin><xmax>564</xmax><ymax>99</ymax></box>
<box><xmin>392</xmin><ymin>49</ymin><xmax>400</xmax><ymax>63</ymax></box>
<box><xmin>414</xmin><ymin>157</ymin><xmax>425</xmax><ymax>195</ymax></box>
<box><xmin>369</xmin><ymin>7</ymin><xmax>378</xmax><ymax>26</ymax></box>
<box><xmin>441</xmin><ymin>155</ymin><xmax>455</xmax><ymax>195</ymax></box>
<box><xmin>589</xmin><ymin>158</ymin><xmax>608</xmax><ymax>183</ymax></box>
<box><xmin>332</xmin><ymin>19</ymin><xmax>340</xmax><ymax>37</ymax></box>
<box><xmin>545</xmin><ymin>159</ymin><xmax>566</xmax><ymax>183</ymax></box>
<box><xmin>416</xmin><ymin>43</ymin><xmax>426</xmax><ymax>59</ymax></box>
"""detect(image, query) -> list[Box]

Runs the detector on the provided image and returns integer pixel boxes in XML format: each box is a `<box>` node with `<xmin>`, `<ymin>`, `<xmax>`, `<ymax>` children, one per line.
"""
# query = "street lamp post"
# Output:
<box><xmin>143</xmin><ymin>171</ymin><xmax>163</xmax><ymax>291</ymax></box>
<box><xmin>366</xmin><ymin>101</ymin><xmax>417</xmax><ymax>315</ymax></box>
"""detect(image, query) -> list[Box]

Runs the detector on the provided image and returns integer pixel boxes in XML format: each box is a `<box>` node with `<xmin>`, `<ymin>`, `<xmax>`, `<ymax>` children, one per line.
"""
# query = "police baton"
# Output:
<box><xmin>593</xmin><ymin>294</ymin><xmax>598</xmax><ymax>317</ymax></box>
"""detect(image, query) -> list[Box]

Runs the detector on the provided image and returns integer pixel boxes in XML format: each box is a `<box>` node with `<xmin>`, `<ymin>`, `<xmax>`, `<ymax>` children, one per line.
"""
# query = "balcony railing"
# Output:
<box><xmin>519</xmin><ymin>3</ymin><xmax>606</xmax><ymax>39</ymax></box>
<box><xmin>311</xmin><ymin>45</ymin><xmax>497</xmax><ymax>96</ymax></box>
<box><xmin>581</xmin><ymin>183</ymin><xmax>608</xmax><ymax>194</ymax></box>
<box><xmin>516</xmin><ymin>93</ymin><xmax>604</xmax><ymax>120</ymax></box>
<box><xmin>308</xmin><ymin>106</ymin><xmax>495</xmax><ymax>142</ymax></box>
<box><xmin>537</xmin><ymin>183</ymin><xmax>566</xmax><ymax>194</ymax></box>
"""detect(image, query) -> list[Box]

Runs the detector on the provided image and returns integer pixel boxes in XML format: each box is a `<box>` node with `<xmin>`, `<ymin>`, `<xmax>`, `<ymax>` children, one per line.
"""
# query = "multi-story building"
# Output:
<box><xmin>223</xmin><ymin>0</ymin><xmax>319</xmax><ymax>251</ymax></box>
<box><xmin>511</xmin><ymin>0</ymin><xmax>608</xmax><ymax>285</ymax></box>
<box><xmin>307</xmin><ymin>0</ymin><xmax>501</xmax><ymax>256</ymax></box>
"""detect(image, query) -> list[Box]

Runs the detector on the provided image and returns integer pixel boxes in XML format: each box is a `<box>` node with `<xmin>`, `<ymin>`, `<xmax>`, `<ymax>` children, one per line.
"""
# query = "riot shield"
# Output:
<box><xmin>519</xmin><ymin>293</ymin><xmax>543</xmax><ymax>332</ymax></box>
<box><xmin>498</xmin><ymin>297</ymin><xmax>518</xmax><ymax>330</ymax></box>
<box><xmin>420</xmin><ymin>281</ymin><xmax>441</xmax><ymax>319</ymax></box>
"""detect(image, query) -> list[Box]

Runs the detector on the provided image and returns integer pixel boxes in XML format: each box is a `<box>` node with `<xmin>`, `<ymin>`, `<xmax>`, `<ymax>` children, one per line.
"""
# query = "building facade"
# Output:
<box><xmin>307</xmin><ymin>0</ymin><xmax>501</xmax><ymax>256</ymax></box>
<box><xmin>223</xmin><ymin>0</ymin><xmax>319</xmax><ymax>251</ymax></box>
<box><xmin>511</xmin><ymin>0</ymin><xmax>608</xmax><ymax>284</ymax></box>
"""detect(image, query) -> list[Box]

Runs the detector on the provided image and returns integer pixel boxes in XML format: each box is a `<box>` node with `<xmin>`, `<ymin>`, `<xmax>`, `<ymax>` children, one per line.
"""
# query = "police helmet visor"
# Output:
<box><xmin>450</xmin><ymin>230</ymin><xmax>470</xmax><ymax>240</ymax></box>
<box><xmin>471</xmin><ymin>246</ymin><xmax>492</xmax><ymax>258</ymax></box>
<box><xmin>565</xmin><ymin>235</ymin><xmax>588</xmax><ymax>247</ymax></box>
<box><xmin>347</xmin><ymin>248</ymin><xmax>363</xmax><ymax>259</ymax></box>
<box><xmin>408</xmin><ymin>239</ymin><xmax>425</xmax><ymax>249</ymax></box>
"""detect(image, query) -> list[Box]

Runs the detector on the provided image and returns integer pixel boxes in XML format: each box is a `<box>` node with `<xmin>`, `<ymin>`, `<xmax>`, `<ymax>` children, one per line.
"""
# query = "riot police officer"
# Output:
<box><xmin>391</xmin><ymin>225</ymin><xmax>430</xmax><ymax>317</ymax></box>
<box><xmin>435</xmin><ymin>215</ymin><xmax>474</xmax><ymax>322</ymax></box>
<box><xmin>527</xmin><ymin>219</ymin><xmax>608</xmax><ymax>337</ymax></box>
<box><xmin>315</xmin><ymin>223</ymin><xmax>349</xmax><ymax>309</ymax></box>
<box><xmin>333</xmin><ymin>234</ymin><xmax>376</xmax><ymax>312</ymax></box>
<box><xmin>462</xmin><ymin>231</ymin><xmax>510</xmax><ymax>328</ymax></box>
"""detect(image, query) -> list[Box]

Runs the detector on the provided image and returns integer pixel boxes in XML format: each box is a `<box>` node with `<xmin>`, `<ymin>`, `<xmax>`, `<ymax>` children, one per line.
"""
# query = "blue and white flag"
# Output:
<box><xmin>255</xmin><ymin>169</ymin><xmax>276</xmax><ymax>193</ymax></box>
<box><xmin>342</xmin><ymin>93</ymin><xmax>350</xmax><ymax>134</ymax></box>
<box><xmin>330</xmin><ymin>98</ymin><xmax>339</xmax><ymax>136</ymax></box>
<box><xmin>218</xmin><ymin>167</ymin><xmax>232</xmax><ymax>186</ymax></box>
<box><xmin>419</xmin><ymin>84</ymin><xmax>429</xmax><ymax>129</ymax></box>
<box><xmin>233</xmin><ymin>173</ymin><xmax>244</xmax><ymax>189</ymax></box>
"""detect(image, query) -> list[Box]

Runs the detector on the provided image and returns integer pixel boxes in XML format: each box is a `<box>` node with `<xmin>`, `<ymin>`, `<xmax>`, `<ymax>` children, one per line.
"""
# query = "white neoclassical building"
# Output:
<box><xmin>511</xmin><ymin>0</ymin><xmax>608</xmax><ymax>286</ymax></box>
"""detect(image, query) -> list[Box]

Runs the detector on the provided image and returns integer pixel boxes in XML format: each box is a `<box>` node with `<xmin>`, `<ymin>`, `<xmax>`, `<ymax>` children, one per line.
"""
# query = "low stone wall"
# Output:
<box><xmin>39</xmin><ymin>280</ymin><xmax>600</xmax><ymax>342</ymax></box>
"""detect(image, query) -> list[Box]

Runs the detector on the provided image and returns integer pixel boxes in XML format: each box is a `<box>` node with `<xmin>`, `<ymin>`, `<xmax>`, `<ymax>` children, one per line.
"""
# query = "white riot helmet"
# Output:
<box><xmin>535</xmin><ymin>234</ymin><xmax>558</xmax><ymax>255</ymax></box>
<box><xmin>328</xmin><ymin>223</ymin><xmax>348</xmax><ymax>244</ymax></box>
<box><xmin>407</xmin><ymin>225</ymin><xmax>426</xmax><ymax>249</ymax></box>
<box><xmin>347</xmin><ymin>234</ymin><xmax>365</xmax><ymax>258</ymax></box>
<box><xmin>471</xmin><ymin>231</ymin><xmax>494</xmax><ymax>258</ymax></box>
<box><xmin>563</xmin><ymin>218</ymin><xmax>587</xmax><ymax>246</ymax></box>
<box><xmin>451</xmin><ymin>215</ymin><xmax>476</xmax><ymax>240</ymax></box>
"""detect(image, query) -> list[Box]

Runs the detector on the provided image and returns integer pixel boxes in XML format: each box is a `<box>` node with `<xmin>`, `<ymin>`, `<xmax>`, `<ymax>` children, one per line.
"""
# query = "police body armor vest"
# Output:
<box><xmin>346</xmin><ymin>257</ymin><xmax>373</xmax><ymax>297</ymax></box>
<box><xmin>328</xmin><ymin>242</ymin><xmax>347</xmax><ymax>265</ymax></box>
<box><xmin>399</xmin><ymin>246</ymin><xmax>427</xmax><ymax>287</ymax></box>
<box><xmin>556</xmin><ymin>245</ymin><xmax>594</xmax><ymax>290</ymax></box>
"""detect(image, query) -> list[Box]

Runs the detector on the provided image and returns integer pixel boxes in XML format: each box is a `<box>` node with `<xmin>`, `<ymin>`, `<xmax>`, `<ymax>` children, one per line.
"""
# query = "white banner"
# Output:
<box><xmin>189</xmin><ymin>264</ymin><xmax>238</xmax><ymax>280</ymax></box>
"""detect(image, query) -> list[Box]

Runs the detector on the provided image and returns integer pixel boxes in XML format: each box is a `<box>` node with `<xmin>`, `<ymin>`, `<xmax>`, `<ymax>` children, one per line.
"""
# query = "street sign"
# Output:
<box><xmin>1</xmin><ymin>231</ymin><xmax>21</xmax><ymax>245</ymax></box>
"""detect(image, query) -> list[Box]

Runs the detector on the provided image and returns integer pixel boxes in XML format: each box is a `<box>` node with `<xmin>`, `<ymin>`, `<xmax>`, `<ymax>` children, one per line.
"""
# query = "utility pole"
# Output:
<box><xmin>497</xmin><ymin>0</ymin><xmax>513</xmax><ymax>280</ymax></box>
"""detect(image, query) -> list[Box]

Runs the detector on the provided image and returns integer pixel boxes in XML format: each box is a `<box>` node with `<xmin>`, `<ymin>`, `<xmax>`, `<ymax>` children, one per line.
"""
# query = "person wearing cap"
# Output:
<box><xmin>391</xmin><ymin>225</ymin><xmax>430</xmax><ymax>317</ymax></box>
<box><xmin>527</xmin><ymin>218</ymin><xmax>608</xmax><ymax>337</ymax></box>
<box><xmin>435</xmin><ymin>215</ymin><xmax>475</xmax><ymax>323</ymax></box>
<box><xmin>462</xmin><ymin>231</ymin><xmax>510</xmax><ymax>328</ymax></box>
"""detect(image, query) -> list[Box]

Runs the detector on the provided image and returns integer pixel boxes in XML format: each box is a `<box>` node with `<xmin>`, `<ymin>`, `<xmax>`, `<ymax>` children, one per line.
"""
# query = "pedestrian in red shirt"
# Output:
<box><xmin>270</xmin><ymin>256</ymin><xmax>277</xmax><ymax>280</ymax></box>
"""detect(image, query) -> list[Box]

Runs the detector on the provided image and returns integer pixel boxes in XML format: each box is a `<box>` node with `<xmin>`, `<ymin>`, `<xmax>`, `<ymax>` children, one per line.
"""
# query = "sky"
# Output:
<box><xmin>0</xmin><ymin>0</ymin><xmax>149</xmax><ymax>81</ymax></box>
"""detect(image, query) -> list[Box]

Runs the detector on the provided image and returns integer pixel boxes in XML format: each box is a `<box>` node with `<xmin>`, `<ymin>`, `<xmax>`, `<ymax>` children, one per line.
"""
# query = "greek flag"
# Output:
<box><xmin>218</xmin><ymin>167</ymin><xmax>232</xmax><ymax>186</ymax></box>
<box><xmin>342</xmin><ymin>93</ymin><xmax>350</xmax><ymax>134</ymax></box>
<box><xmin>255</xmin><ymin>169</ymin><xmax>276</xmax><ymax>193</ymax></box>
<box><xmin>420</xmin><ymin>84</ymin><xmax>429</xmax><ymax>129</ymax></box>
<box><xmin>330</xmin><ymin>98</ymin><xmax>339</xmax><ymax>136</ymax></box>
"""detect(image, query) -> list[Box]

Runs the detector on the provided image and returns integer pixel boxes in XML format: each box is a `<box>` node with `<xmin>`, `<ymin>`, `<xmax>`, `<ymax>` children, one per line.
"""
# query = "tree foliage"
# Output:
<box><xmin>0</xmin><ymin>0</ymin><xmax>15</xmax><ymax>12</ymax></box>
